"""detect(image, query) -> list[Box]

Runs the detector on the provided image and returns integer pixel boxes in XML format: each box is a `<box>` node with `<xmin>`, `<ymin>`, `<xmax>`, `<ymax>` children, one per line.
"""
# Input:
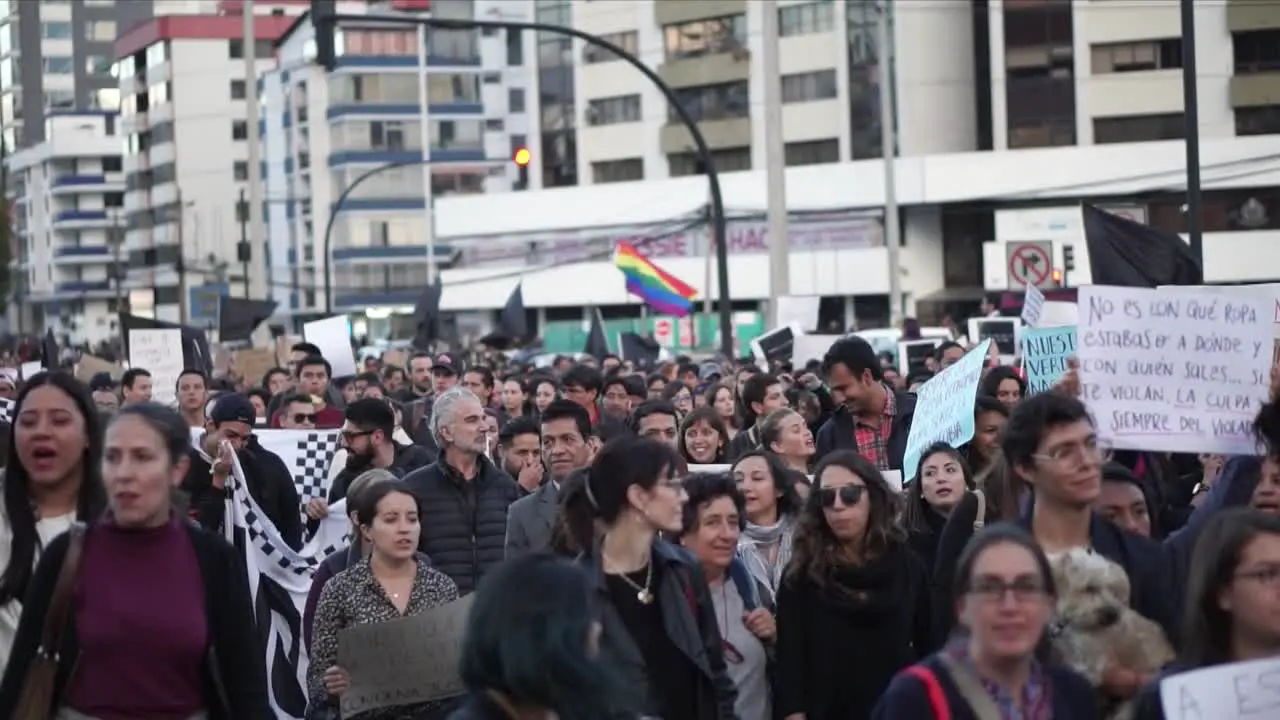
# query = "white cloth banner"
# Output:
<box><xmin>190</xmin><ymin>428</ymin><xmax>341</xmax><ymax>525</ymax></box>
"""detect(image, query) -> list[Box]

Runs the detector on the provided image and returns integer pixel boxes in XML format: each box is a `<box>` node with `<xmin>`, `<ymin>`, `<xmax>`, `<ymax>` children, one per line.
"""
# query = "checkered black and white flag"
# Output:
<box><xmin>0</xmin><ymin>397</ymin><xmax>13</xmax><ymax>425</ymax></box>
<box><xmin>224</xmin><ymin>446</ymin><xmax>350</xmax><ymax>719</ymax></box>
<box><xmin>189</xmin><ymin>428</ymin><xmax>340</xmax><ymax>527</ymax></box>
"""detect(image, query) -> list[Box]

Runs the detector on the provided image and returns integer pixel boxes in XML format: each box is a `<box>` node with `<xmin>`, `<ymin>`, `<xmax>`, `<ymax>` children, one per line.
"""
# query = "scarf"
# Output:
<box><xmin>738</xmin><ymin>515</ymin><xmax>794</xmax><ymax>604</ymax></box>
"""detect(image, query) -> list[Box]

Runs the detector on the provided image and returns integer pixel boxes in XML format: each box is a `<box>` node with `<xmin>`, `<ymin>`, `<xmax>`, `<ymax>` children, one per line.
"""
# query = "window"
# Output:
<box><xmin>432</xmin><ymin>119</ymin><xmax>483</xmax><ymax>150</ymax></box>
<box><xmin>232</xmin><ymin>120</ymin><xmax>248</xmax><ymax>140</ymax></box>
<box><xmin>44</xmin><ymin>91</ymin><xmax>74</xmax><ymax>109</ymax></box>
<box><xmin>509</xmin><ymin>88</ymin><xmax>525</xmax><ymax>113</ymax></box>
<box><xmin>370</xmin><ymin>120</ymin><xmax>406</xmax><ymax>149</ymax></box>
<box><xmin>785</xmin><ymin>139</ymin><xmax>839</xmax><ymax>166</ymax></box>
<box><xmin>506</xmin><ymin>28</ymin><xmax>523</xmax><ymax>66</ymax></box>
<box><xmin>584</xmin><ymin>31</ymin><xmax>638</xmax><ymax>64</ymax></box>
<box><xmin>426</xmin><ymin>74</ymin><xmax>480</xmax><ymax>103</ymax></box>
<box><xmin>779</xmin><ymin>2</ymin><xmax>835</xmax><ymax>37</ymax></box>
<box><xmin>586</xmin><ymin>94</ymin><xmax>641</xmax><ymax>126</ymax></box>
<box><xmin>1236</xmin><ymin>106</ymin><xmax>1280</xmax><ymax>136</ymax></box>
<box><xmin>1093</xmin><ymin>113</ymin><xmax>1185</xmax><ymax>144</ymax></box>
<box><xmin>591</xmin><ymin>159</ymin><xmax>644</xmax><ymax>184</ymax></box>
<box><xmin>1234</xmin><ymin>29</ymin><xmax>1280</xmax><ymax>73</ymax></box>
<box><xmin>664</xmin><ymin>15</ymin><xmax>747</xmax><ymax>60</ymax></box>
<box><xmin>781</xmin><ymin>70</ymin><xmax>837</xmax><ymax>103</ymax></box>
<box><xmin>230</xmin><ymin>80</ymin><xmax>247</xmax><ymax>100</ymax></box>
<box><xmin>1006</xmin><ymin>76</ymin><xmax>1077</xmax><ymax>149</ymax></box>
<box><xmin>1091</xmin><ymin>39</ymin><xmax>1182</xmax><ymax>74</ymax></box>
<box><xmin>234</xmin><ymin>161</ymin><xmax>249</xmax><ymax>181</ymax></box>
<box><xmin>485</xmin><ymin>118</ymin><xmax>504</xmax><ymax>131</ymax></box>
<box><xmin>229</xmin><ymin>38</ymin><xmax>244</xmax><ymax>59</ymax></box>
<box><xmin>671</xmin><ymin>81</ymin><xmax>749</xmax><ymax>122</ymax></box>
<box><xmin>42</xmin><ymin>57</ymin><xmax>73</xmax><ymax>74</ymax></box>
<box><xmin>103</xmin><ymin>157</ymin><xmax>122</xmax><ymax>173</ymax></box>
<box><xmin>42</xmin><ymin>22</ymin><xmax>72</xmax><ymax>39</ymax></box>
<box><xmin>85</xmin><ymin>56</ymin><xmax>111</xmax><ymax>76</ymax></box>
<box><xmin>668</xmin><ymin>147</ymin><xmax>751</xmax><ymax>177</ymax></box>
<box><xmin>84</xmin><ymin>21</ymin><xmax>115</xmax><ymax>41</ymax></box>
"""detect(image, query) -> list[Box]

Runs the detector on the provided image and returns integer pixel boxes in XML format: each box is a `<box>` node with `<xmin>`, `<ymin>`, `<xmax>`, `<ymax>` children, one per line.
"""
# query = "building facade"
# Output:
<box><xmin>263</xmin><ymin>0</ymin><xmax>532</xmax><ymax>327</ymax></box>
<box><xmin>6</xmin><ymin>112</ymin><xmax>126</xmax><ymax>345</ymax></box>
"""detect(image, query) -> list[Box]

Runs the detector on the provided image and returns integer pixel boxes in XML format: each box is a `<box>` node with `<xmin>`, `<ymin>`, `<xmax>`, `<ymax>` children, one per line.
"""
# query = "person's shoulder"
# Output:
<box><xmin>874</xmin><ymin>656</ymin><xmax>945</xmax><ymax>714</ymax></box>
<box><xmin>420</xmin><ymin>561</ymin><xmax>460</xmax><ymax>602</ymax></box>
<box><xmin>182</xmin><ymin>521</ymin><xmax>235</xmax><ymax>557</ymax></box>
<box><xmin>402</xmin><ymin>461</ymin><xmax>445</xmax><ymax>487</ymax></box>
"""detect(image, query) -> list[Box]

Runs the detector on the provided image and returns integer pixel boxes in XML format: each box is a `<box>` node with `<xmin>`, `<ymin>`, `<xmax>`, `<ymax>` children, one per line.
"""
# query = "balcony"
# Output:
<box><xmin>54</xmin><ymin>280</ymin><xmax>114</xmax><ymax>297</ymax></box>
<box><xmin>53</xmin><ymin>246</ymin><xmax>114</xmax><ymax>263</ymax></box>
<box><xmin>51</xmin><ymin>174</ymin><xmax>125</xmax><ymax>195</ymax></box>
<box><xmin>1229</xmin><ymin>0</ymin><xmax>1280</xmax><ymax>33</ymax></box>
<box><xmin>656</xmin><ymin>0</ymin><xmax>745</xmax><ymax>26</ymax></box>
<box><xmin>1230</xmin><ymin>71</ymin><xmax>1280</xmax><ymax>108</ymax></box>
<box><xmin>51</xmin><ymin>210</ymin><xmax>115</xmax><ymax>229</ymax></box>
<box><xmin>658</xmin><ymin>49</ymin><xmax>751</xmax><ymax>90</ymax></box>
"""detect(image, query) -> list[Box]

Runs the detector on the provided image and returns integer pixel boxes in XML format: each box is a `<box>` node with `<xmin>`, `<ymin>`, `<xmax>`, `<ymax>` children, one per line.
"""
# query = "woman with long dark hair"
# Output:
<box><xmin>1131</xmin><ymin>509</ymin><xmax>1280</xmax><ymax>718</ymax></box>
<box><xmin>775</xmin><ymin>450</ymin><xmax>931</xmax><ymax>720</ymax></box>
<box><xmin>979</xmin><ymin>366</ymin><xmax>1025</xmax><ymax>411</ymax></box>
<box><xmin>0</xmin><ymin>372</ymin><xmax>106</xmax><ymax>675</ymax></box>
<box><xmin>732</xmin><ymin>450</ymin><xmax>802</xmax><ymax>605</ymax></box>
<box><xmin>705</xmin><ymin>383</ymin><xmax>741</xmax><ymax>440</ymax></box>
<box><xmin>873</xmin><ymin>524</ymin><xmax>1098</xmax><ymax>719</ymax></box>
<box><xmin>499</xmin><ymin>376</ymin><xmax>530</xmax><ymax>421</ymax></box>
<box><xmin>449</xmin><ymin>554</ymin><xmax>621</xmax><ymax>720</ymax></box>
<box><xmin>901</xmin><ymin>443</ymin><xmax>975</xmax><ymax>576</ymax></box>
<box><xmin>0</xmin><ymin>402</ymin><xmax>269</xmax><ymax>718</ymax></box>
<box><xmin>678</xmin><ymin>406</ymin><xmax>730</xmax><ymax>466</ymax></box>
<box><xmin>559</xmin><ymin>436</ymin><xmax>737</xmax><ymax>719</ymax></box>
<box><xmin>965</xmin><ymin>395</ymin><xmax>1008</xmax><ymax>475</ymax></box>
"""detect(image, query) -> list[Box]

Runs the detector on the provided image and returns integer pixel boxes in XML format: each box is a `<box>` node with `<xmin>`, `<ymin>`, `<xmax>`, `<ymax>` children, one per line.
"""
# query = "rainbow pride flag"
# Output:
<box><xmin>613</xmin><ymin>241</ymin><xmax>698</xmax><ymax>317</ymax></box>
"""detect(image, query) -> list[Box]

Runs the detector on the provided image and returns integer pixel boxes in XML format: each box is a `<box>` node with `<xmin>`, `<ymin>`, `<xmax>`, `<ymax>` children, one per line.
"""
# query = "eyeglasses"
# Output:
<box><xmin>967</xmin><ymin>578</ymin><xmax>1049</xmax><ymax>604</ymax></box>
<box><xmin>819</xmin><ymin>485</ymin><xmax>864</xmax><ymax>508</ymax></box>
<box><xmin>341</xmin><ymin>429</ymin><xmax>373</xmax><ymax>441</ymax></box>
<box><xmin>1033</xmin><ymin>436</ymin><xmax>1112</xmax><ymax>467</ymax></box>
<box><xmin>291</xmin><ymin>413</ymin><xmax>317</xmax><ymax>424</ymax></box>
<box><xmin>1235</xmin><ymin>566</ymin><xmax>1280</xmax><ymax>587</ymax></box>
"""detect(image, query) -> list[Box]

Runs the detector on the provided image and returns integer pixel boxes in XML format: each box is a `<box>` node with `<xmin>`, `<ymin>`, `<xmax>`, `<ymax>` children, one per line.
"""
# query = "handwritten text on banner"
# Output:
<box><xmin>127</xmin><ymin>329</ymin><xmax>184</xmax><ymax>407</ymax></box>
<box><xmin>1022</xmin><ymin>326</ymin><xmax>1076</xmax><ymax>395</ymax></box>
<box><xmin>1077</xmin><ymin>286</ymin><xmax>1270</xmax><ymax>456</ymax></box>
<box><xmin>1159</xmin><ymin>656</ymin><xmax>1280</xmax><ymax>720</ymax></box>
<box><xmin>902</xmin><ymin>339</ymin><xmax>991</xmax><ymax>483</ymax></box>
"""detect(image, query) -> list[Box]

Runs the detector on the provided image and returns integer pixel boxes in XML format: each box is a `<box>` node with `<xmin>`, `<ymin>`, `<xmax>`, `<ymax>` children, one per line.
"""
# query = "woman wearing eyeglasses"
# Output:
<box><xmin>872</xmin><ymin>524</ymin><xmax>1098</xmax><ymax>719</ymax></box>
<box><xmin>677</xmin><ymin>473</ymin><xmax>775</xmax><ymax>720</ymax></box>
<box><xmin>775</xmin><ymin>451</ymin><xmax>932</xmax><ymax>720</ymax></box>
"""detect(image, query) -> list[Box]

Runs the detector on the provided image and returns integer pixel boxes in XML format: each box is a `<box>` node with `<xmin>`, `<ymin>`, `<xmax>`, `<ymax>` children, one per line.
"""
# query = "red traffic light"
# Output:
<box><xmin>513</xmin><ymin>147</ymin><xmax>531</xmax><ymax>167</ymax></box>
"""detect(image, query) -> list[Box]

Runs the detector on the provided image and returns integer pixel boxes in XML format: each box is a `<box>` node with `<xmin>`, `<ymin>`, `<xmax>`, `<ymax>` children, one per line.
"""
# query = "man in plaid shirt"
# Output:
<box><xmin>815</xmin><ymin>336</ymin><xmax>917</xmax><ymax>471</ymax></box>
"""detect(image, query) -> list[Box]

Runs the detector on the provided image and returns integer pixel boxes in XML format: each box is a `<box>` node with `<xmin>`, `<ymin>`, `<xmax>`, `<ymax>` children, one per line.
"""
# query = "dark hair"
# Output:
<box><xmin>933</xmin><ymin>341</ymin><xmax>964</xmax><ymax>363</ymax></box>
<box><xmin>740</xmin><ymin>373</ymin><xmax>781</xmax><ymax>427</ymax></box>
<box><xmin>261</xmin><ymin>367</ymin><xmax>289</xmax><ymax>388</ymax></box>
<box><xmin>902</xmin><ymin>442</ymin><xmax>975</xmax><ymax>534</ymax></box>
<box><xmin>530</xmin><ymin>375</ymin><xmax>560</xmax><ymax>398</ymax></box>
<box><xmin>787</xmin><ymin>450</ymin><xmax>904</xmax><ymax>587</ymax></box>
<box><xmin>176</xmin><ymin>369</ymin><xmax>207</xmax><ymax>390</ymax></box>
<box><xmin>408</xmin><ymin>351</ymin><xmax>433</xmax><ymax>368</ymax></box>
<box><xmin>759</xmin><ymin>408</ymin><xmax>806</xmax><ymax>456</ymax></box>
<box><xmin>459</xmin><ymin>554</ymin><xmax>621</xmax><ymax>720</ymax></box>
<box><xmin>950</xmin><ymin>523</ymin><xmax>1058</xmax><ymax>660</ymax></box>
<box><xmin>561</xmin><ymin>364</ymin><xmax>603</xmax><ymax>394</ymax></box>
<box><xmin>966</xmin><ymin>395</ymin><xmax>1009</xmax><ymax>470</ymax></box>
<box><xmin>629</xmin><ymin>399</ymin><xmax>678</xmax><ymax>433</ymax></box>
<box><xmin>291</xmin><ymin>341</ymin><xmax>323</xmax><ymax>356</ymax></box>
<box><xmin>279</xmin><ymin>391</ymin><xmax>316</xmax><ymax>408</ymax></box>
<box><xmin>380</xmin><ymin>364</ymin><xmax>404</xmax><ymax>380</ymax></box>
<box><xmin>821</xmin><ymin>336</ymin><xmax>883</xmax><ymax>383</ymax></box>
<box><xmin>355</xmin><ymin>371</ymin><xmax>380</xmax><ymax>386</ymax></box>
<box><xmin>540</xmin><ymin>399</ymin><xmax>593</xmax><ymax>441</ymax></box>
<box><xmin>975</xmin><ymin>394</ymin><xmax>1009</xmax><ymax>419</ymax></box>
<box><xmin>680</xmin><ymin>472</ymin><xmax>745</xmax><ymax>535</ymax></box>
<box><xmin>661</xmin><ymin>380</ymin><xmax>692</xmax><ymax>404</ymax></box>
<box><xmin>905</xmin><ymin>370</ymin><xmax>934</xmax><ymax>388</ymax></box>
<box><xmin>353</xmin><ymin>480</ymin><xmax>419</xmax><ymax>528</ymax></box>
<box><xmin>121</xmin><ymin>367</ymin><xmax>151</xmax><ymax>389</ymax></box>
<box><xmin>1180</xmin><ymin>508</ymin><xmax>1280</xmax><ymax>667</ymax></box>
<box><xmin>703</xmin><ymin>382</ymin><xmax>741</xmax><ymax>430</ymax></box>
<box><xmin>981</xmin><ymin>365</ymin><xmax>1026</xmax><ymax>400</ymax></box>
<box><xmin>645</xmin><ymin>372</ymin><xmax>666</xmax><ymax>390</ymax></box>
<box><xmin>296</xmin><ymin>354</ymin><xmax>333</xmax><ymax>379</ymax></box>
<box><xmin>560</xmin><ymin>436</ymin><xmax>681</xmax><ymax>552</ymax></box>
<box><xmin>677</xmin><ymin>406</ymin><xmax>730</xmax><ymax>465</ymax></box>
<box><xmin>465</xmin><ymin>366</ymin><xmax>495</xmax><ymax>390</ymax></box>
<box><xmin>500</xmin><ymin>416</ymin><xmax>541</xmax><ymax>446</ymax></box>
<box><xmin>602</xmin><ymin>375</ymin><xmax>628</xmax><ymax>395</ymax></box>
<box><xmin>621</xmin><ymin>374</ymin><xmax>647</xmax><ymax>399</ymax></box>
<box><xmin>246</xmin><ymin>387</ymin><xmax>270</xmax><ymax>409</ymax></box>
<box><xmin>0</xmin><ymin>372</ymin><xmax>108</xmax><ymax>605</ymax></box>
<box><xmin>113</xmin><ymin>403</ymin><xmax>193</xmax><ymax>465</ymax></box>
<box><xmin>345</xmin><ymin>397</ymin><xmax>395</xmax><ymax>437</ymax></box>
<box><xmin>1000</xmin><ymin>392</ymin><xmax>1093</xmax><ymax>471</ymax></box>
<box><xmin>730</xmin><ymin>450</ymin><xmax>803</xmax><ymax>521</ymax></box>
<box><xmin>1252</xmin><ymin>401</ymin><xmax>1280</xmax><ymax>457</ymax></box>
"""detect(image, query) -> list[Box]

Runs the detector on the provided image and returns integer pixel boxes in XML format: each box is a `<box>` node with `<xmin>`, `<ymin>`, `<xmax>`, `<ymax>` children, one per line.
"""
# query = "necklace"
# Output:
<box><xmin>605</xmin><ymin>553</ymin><xmax>655</xmax><ymax>604</ymax></box>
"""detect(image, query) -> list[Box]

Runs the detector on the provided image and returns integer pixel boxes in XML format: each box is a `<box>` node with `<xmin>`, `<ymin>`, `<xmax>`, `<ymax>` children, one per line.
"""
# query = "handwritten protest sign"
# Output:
<box><xmin>1078</xmin><ymin>286</ymin><xmax>1271</xmax><ymax>456</ymax></box>
<box><xmin>1159</xmin><ymin>656</ymin><xmax>1280</xmax><ymax>720</ymax></box>
<box><xmin>338</xmin><ymin>594</ymin><xmax>473</xmax><ymax>716</ymax></box>
<box><xmin>127</xmin><ymin>329</ymin><xmax>184</xmax><ymax>406</ymax></box>
<box><xmin>1022</xmin><ymin>326</ymin><xmax>1076</xmax><ymax>395</ymax></box>
<box><xmin>902</xmin><ymin>339</ymin><xmax>991</xmax><ymax>483</ymax></box>
<box><xmin>1021</xmin><ymin>284</ymin><xmax>1046</xmax><ymax>327</ymax></box>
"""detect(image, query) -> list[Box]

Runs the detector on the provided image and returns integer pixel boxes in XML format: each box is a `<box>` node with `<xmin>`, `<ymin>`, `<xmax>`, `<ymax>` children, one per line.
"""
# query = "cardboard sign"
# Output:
<box><xmin>75</xmin><ymin>355</ymin><xmax>125</xmax><ymax>383</ymax></box>
<box><xmin>233</xmin><ymin>348</ymin><xmax>277</xmax><ymax>386</ymax></box>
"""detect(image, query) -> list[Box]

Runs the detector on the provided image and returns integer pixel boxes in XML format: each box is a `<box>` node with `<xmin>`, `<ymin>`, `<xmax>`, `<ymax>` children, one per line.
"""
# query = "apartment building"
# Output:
<box><xmin>263</xmin><ymin>0</ymin><xmax>532</xmax><ymax>326</ymax></box>
<box><xmin>6</xmin><ymin>112</ymin><xmax>126</xmax><ymax>344</ymax></box>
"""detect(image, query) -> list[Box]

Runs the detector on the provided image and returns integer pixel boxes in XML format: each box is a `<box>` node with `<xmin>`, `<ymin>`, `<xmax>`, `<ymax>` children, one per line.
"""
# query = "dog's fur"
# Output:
<box><xmin>1047</xmin><ymin>549</ymin><xmax>1174</xmax><ymax>699</ymax></box>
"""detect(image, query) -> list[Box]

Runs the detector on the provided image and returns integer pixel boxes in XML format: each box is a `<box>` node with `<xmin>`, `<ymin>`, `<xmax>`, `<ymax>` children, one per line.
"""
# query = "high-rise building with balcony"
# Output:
<box><xmin>5</xmin><ymin>111</ymin><xmax>126</xmax><ymax>344</ymax></box>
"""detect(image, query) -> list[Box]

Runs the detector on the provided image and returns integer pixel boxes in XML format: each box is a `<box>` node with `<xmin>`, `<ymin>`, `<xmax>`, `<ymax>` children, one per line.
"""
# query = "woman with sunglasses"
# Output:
<box><xmin>776</xmin><ymin>451</ymin><xmax>932</xmax><ymax>720</ymax></box>
<box><xmin>678</xmin><ymin>473</ymin><xmax>775</xmax><ymax>720</ymax></box>
<box><xmin>873</xmin><ymin>524</ymin><xmax>1097</xmax><ymax>719</ymax></box>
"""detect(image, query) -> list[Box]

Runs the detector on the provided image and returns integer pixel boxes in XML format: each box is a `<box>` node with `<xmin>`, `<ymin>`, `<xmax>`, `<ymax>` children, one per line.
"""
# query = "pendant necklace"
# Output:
<box><xmin>606</xmin><ymin>554</ymin><xmax>655</xmax><ymax>604</ymax></box>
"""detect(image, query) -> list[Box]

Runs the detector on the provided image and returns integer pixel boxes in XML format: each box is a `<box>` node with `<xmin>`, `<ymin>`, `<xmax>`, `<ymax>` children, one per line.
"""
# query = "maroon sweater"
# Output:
<box><xmin>64</xmin><ymin>518</ymin><xmax>208</xmax><ymax>720</ymax></box>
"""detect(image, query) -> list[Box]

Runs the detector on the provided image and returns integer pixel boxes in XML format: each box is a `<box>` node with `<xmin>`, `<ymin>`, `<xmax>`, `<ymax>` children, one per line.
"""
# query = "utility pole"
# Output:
<box><xmin>761</xmin><ymin>0</ymin><xmax>790</xmax><ymax>329</ymax></box>
<box><xmin>1180</xmin><ymin>0</ymin><xmax>1203</xmax><ymax>264</ymax></box>
<box><xmin>238</xmin><ymin>187</ymin><xmax>251</xmax><ymax>297</ymax></box>
<box><xmin>416</xmin><ymin>23</ymin><xmax>438</xmax><ymax>285</ymax></box>
<box><xmin>176</xmin><ymin>191</ymin><xmax>189</xmax><ymax>324</ymax></box>
<box><xmin>878</xmin><ymin>1</ymin><xmax>904</xmax><ymax>327</ymax></box>
<box><xmin>110</xmin><ymin>211</ymin><xmax>125</xmax><ymax>314</ymax></box>
<box><xmin>243</xmin><ymin>0</ymin><xmax>267</xmax><ymax>299</ymax></box>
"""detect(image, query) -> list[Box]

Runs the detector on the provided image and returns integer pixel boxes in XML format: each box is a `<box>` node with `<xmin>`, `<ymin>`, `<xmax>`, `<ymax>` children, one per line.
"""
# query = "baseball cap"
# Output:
<box><xmin>210</xmin><ymin>393</ymin><xmax>257</xmax><ymax>426</ymax></box>
<box><xmin>88</xmin><ymin>372</ymin><xmax>115</xmax><ymax>392</ymax></box>
<box><xmin>699</xmin><ymin>361</ymin><xmax>723</xmax><ymax>382</ymax></box>
<box><xmin>432</xmin><ymin>351</ymin><xmax>464</xmax><ymax>375</ymax></box>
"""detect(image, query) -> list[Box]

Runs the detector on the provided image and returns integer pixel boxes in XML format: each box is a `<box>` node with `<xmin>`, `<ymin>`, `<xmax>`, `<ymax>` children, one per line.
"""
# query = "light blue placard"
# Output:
<box><xmin>902</xmin><ymin>339</ymin><xmax>991</xmax><ymax>483</ymax></box>
<box><xmin>1021</xmin><ymin>326</ymin><xmax>1076</xmax><ymax>395</ymax></box>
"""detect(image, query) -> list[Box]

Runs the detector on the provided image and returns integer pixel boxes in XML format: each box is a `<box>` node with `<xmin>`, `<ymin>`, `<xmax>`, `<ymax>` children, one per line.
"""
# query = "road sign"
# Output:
<box><xmin>653</xmin><ymin>318</ymin><xmax>674</xmax><ymax>347</ymax></box>
<box><xmin>1006</xmin><ymin>241</ymin><xmax>1053</xmax><ymax>289</ymax></box>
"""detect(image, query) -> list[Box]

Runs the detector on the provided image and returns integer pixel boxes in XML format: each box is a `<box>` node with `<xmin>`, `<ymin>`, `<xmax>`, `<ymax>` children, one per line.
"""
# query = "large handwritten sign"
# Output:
<box><xmin>1022</xmin><ymin>326</ymin><xmax>1076</xmax><ymax>395</ymax></box>
<box><xmin>338</xmin><ymin>594</ymin><xmax>474</xmax><ymax>716</ymax></box>
<box><xmin>902</xmin><ymin>339</ymin><xmax>991</xmax><ymax>483</ymax></box>
<box><xmin>1078</xmin><ymin>286</ymin><xmax>1271</xmax><ymax>456</ymax></box>
<box><xmin>1159</xmin><ymin>656</ymin><xmax>1280</xmax><ymax>720</ymax></box>
<box><xmin>127</xmin><ymin>329</ymin><xmax>184</xmax><ymax>406</ymax></box>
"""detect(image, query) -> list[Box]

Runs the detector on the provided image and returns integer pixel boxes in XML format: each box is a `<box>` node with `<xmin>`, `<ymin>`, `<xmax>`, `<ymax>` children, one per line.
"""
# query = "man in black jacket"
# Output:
<box><xmin>403</xmin><ymin>386</ymin><xmax>519</xmax><ymax>594</ymax></box>
<box><xmin>725</xmin><ymin>373</ymin><xmax>790</xmax><ymax>461</ymax></box>
<box><xmin>817</xmin><ymin>336</ymin><xmax>917</xmax><ymax>471</ymax></box>
<box><xmin>183</xmin><ymin>393</ymin><xmax>304</xmax><ymax>549</ymax></box>
<box><xmin>324</xmin><ymin>398</ymin><xmax>432</xmax><ymax>505</ymax></box>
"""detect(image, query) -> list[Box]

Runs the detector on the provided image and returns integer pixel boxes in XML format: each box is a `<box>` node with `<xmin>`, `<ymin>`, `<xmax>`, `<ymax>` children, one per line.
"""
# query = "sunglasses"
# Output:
<box><xmin>291</xmin><ymin>413</ymin><xmax>317</xmax><ymax>424</ymax></box>
<box><xmin>819</xmin><ymin>484</ymin><xmax>864</xmax><ymax>508</ymax></box>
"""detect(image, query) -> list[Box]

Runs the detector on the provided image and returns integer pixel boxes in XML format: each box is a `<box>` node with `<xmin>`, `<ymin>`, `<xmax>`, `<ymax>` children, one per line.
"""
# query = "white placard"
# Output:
<box><xmin>776</xmin><ymin>296</ymin><xmax>821</xmax><ymax>332</ymax></box>
<box><xmin>1078</xmin><ymin>286</ymin><xmax>1271</xmax><ymax>456</ymax></box>
<box><xmin>1163</xmin><ymin>283</ymin><xmax>1280</xmax><ymax>365</ymax></box>
<box><xmin>1159</xmin><ymin>656</ymin><xmax>1280</xmax><ymax>720</ymax></box>
<box><xmin>792</xmin><ymin>334</ymin><xmax>842</xmax><ymax>366</ymax></box>
<box><xmin>128</xmin><ymin>329</ymin><xmax>184</xmax><ymax>406</ymax></box>
<box><xmin>967</xmin><ymin>317</ymin><xmax>1021</xmax><ymax>362</ymax></box>
<box><xmin>20</xmin><ymin>361</ymin><xmax>43</xmax><ymax>380</ymax></box>
<box><xmin>750</xmin><ymin>322</ymin><xmax>802</xmax><ymax>367</ymax></box>
<box><xmin>303</xmin><ymin>315</ymin><xmax>358</xmax><ymax>378</ymax></box>
<box><xmin>1040</xmin><ymin>301</ymin><xmax>1079</xmax><ymax>328</ymax></box>
<box><xmin>1021</xmin><ymin>285</ymin><xmax>1046</xmax><ymax>328</ymax></box>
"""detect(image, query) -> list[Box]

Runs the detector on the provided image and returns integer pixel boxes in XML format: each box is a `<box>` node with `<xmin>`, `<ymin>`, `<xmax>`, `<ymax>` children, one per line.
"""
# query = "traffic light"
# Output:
<box><xmin>311</xmin><ymin>0</ymin><xmax>337</xmax><ymax>72</ymax></box>
<box><xmin>513</xmin><ymin>146</ymin><xmax>530</xmax><ymax>190</ymax></box>
<box><xmin>1063</xmin><ymin>244</ymin><xmax>1076</xmax><ymax>273</ymax></box>
<box><xmin>1052</xmin><ymin>269</ymin><xmax>1064</xmax><ymax>287</ymax></box>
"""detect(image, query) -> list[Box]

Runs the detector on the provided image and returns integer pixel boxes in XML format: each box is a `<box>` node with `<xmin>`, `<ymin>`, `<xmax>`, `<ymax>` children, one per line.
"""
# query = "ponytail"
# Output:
<box><xmin>559</xmin><ymin>470</ymin><xmax>599</xmax><ymax>555</ymax></box>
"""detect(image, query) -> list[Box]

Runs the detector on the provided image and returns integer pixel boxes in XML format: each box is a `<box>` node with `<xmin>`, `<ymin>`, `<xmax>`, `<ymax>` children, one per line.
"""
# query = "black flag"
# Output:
<box><xmin>218</xmin><ymin>296</ymin><xmax>278</xmax><ymax>343</ymax></box>
<box><xmin>619</xmin><ymin>331</ymin><xmax>661</xmax><ymax>368</ymax></box>
<box><xmin>480</xmin><ymin>283</ymin><xmax>528</xmax><ymax>350</ymax></box>
<box><xmin>40</xmin><ymin>329</ymin><xmax>59</xmax><ymax>370</ymax></box>
<box><xmin>583</xmin><ymin>308</ymin><xmax>609</xmax><ymax>361</ymax></box>
<box><xmin>411</xmin><ymin>277</ymin><xmax>442</xmax><ymax>350</ymax></box>
<box><xmin>1082</xmin><ymin>204</ymin><xmax>1203</xmax><ymax>288</ymax></box>
<box><xmin>119</xmin><ymin>314</ymin><xmax>213</xmax><ymax>374</ymax></box>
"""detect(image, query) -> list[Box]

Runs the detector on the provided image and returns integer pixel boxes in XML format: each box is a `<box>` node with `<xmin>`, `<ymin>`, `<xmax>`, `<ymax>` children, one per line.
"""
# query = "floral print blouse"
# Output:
<box><xmin>945</xmin><ymin>640</ymin><xmax>1052</xmax><ymax>720</ymax></box>
<box><xmin>308</xmin><ymin>557</ymin><xmax>460</xmax><ymax>720</ymax></box>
